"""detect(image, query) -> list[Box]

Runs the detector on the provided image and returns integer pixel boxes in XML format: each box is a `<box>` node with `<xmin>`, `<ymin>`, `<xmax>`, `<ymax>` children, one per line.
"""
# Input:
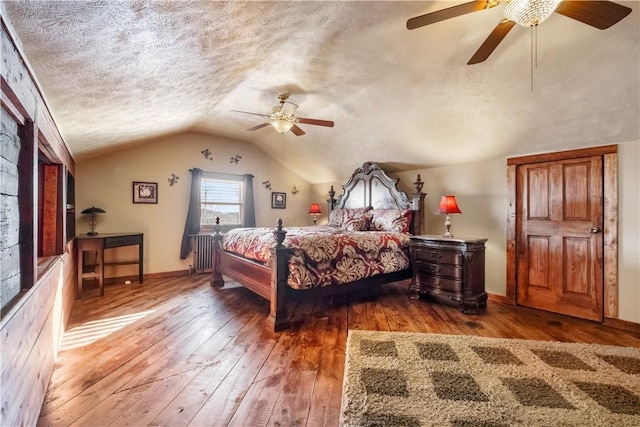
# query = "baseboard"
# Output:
<box><xmin>146</xmin><ymin>270</ymin><xmax>192</xmax><ymax>279</ymax></box>
<box><xmin>103</xmin><ymin>269</ymin><xmax>191</xmax><ymax>285</ymax></box>
<box><xmin>487</xmin><ymin>293</ymin><xmax>515</xmax><ymax>305</ymax></box>
<box><xmin>603</xmin><ymin>317</ymin><xmax>640</xmax><ymax>334</ymax></box>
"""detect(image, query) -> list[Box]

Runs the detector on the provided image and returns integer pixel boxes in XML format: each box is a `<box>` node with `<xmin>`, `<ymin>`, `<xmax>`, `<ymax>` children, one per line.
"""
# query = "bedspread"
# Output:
<box><xmin>221</xmin><ymin>226</ymin><xmax>410</xmax><ymax>290</ymax></box>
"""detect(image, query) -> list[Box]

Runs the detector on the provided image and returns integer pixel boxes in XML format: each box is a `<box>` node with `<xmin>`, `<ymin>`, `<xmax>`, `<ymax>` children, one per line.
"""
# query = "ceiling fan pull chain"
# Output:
<box><xmin>535</xmin><ymin>25</ymin><xmax>539</xmax><ymax>70</ymax></box>
<box><xmin>530</xmin><ymin>26</ymin><xmax>533</xmax><ymax>91</ymax></box>
<box><xmin>282</xmin><ymin>132</ymin><xmax>286</xmax><ymax>161</ymax></box>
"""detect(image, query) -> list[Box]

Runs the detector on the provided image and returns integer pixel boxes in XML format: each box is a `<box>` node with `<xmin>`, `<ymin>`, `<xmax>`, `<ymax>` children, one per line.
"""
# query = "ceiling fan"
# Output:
<box><xmin>231</xmin><ymin>95</ymin><xmax>334</xmax><ymax>136</ymax></box>
<box><xmin>407</xmin><ymin>0</ymin><xmax>632</xmax><ymax>65</ymax></box>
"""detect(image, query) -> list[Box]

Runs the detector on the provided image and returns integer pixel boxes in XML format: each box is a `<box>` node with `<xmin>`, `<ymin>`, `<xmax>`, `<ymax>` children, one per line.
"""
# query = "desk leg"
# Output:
<box><xmin>98</xmin><ymin>247</ymin><xmax>104</xmax><ymax>297</ymax></box>
<box><xmin>138</xmin><ymin>241</ymin><xmax>144</xmax><ymax>284</ymax></box>
<box><xmin>77</xmin><ymin>248</ymin><xmax>83</xmax><ymax>299</ymax></box>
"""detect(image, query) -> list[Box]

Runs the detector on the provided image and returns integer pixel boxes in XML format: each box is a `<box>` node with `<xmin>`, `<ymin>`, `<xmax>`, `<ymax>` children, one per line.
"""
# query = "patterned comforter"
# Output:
<box><xmin>221</xmin><ymin>225</ymin><xmax>411</xmax><ymax>290</ymax></box>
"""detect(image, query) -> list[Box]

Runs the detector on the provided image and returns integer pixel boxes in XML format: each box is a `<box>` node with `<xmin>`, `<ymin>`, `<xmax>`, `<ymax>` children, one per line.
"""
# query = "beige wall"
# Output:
<box><xmin>395</xmin><ymin>158</ymin><xmax>508</xmax><ymax>299</ymax></box>
<box><xmin>617</xmin><ymin>140</ymin><xmax>640</xmax><ymax>324</ymax></box>
<box><xmin>76</xmin><ymin>131</ymin><xmax>312</xmax><ymax>275</ymax></box>
<box><xmin>312</xmin><ymin>141</ymin><xmax>640</xmax><ymax>325</ymax></box>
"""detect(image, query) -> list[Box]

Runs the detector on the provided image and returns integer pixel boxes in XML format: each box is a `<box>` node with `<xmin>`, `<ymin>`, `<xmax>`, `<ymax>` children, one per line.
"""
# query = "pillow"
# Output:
<box><xmin>328</xmin><ymin>207</ymin><xmax>370</xmax><ymax>227</ymax></box>
<box><xmin>368</xmin><ymin>209</ymin><xmax>412</xmax><ymax>233</ymax></box>
<box><xmin>342</xmin><ymin>216</ymin><xmax>370</xmax><ymax>232</ymax></box>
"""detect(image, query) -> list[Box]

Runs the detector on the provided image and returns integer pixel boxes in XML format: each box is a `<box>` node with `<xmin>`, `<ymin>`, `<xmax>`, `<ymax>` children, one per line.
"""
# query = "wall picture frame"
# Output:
<box><xmin>133</xmin><ymin>181</ymin><xmax>158</xmax><ymax>204</ymax></box>
<box><xmin>271</xmin><ymin>192</ymin><xmax>286</xmax><ymax>209</ymax></box>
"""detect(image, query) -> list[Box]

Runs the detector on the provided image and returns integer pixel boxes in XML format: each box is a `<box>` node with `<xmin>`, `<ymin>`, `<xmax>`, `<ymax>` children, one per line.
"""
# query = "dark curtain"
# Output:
<box><xmin>179</xmin><ymin>168</ymin><xmax>202</xmax><ymax>259</ymax></box>
<box><xmin>242</xmin><ymin>174</ymin><xmax>256</xmax><ymax>227</ymax></box>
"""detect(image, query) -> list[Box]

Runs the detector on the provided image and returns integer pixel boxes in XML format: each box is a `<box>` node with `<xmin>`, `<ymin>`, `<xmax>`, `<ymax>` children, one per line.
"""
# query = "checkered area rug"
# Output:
<box><xmin>340</xmin><ymin>330</ymin><xmax>640</xmax><ymax>426</ymax></box>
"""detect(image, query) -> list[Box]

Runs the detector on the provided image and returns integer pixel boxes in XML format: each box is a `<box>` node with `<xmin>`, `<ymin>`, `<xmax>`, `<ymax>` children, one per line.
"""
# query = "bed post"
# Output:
<box><xmin>268</xmin><ymin>219</ymin><xmax>290</xmax><ymax>332</ymax></box>
<box><xmin>210</xmin><ymin>217</ymin><xmax>225</xmax><ymax>287</ymax></box>
<box><xmin>412</xmin><ymin>174</ymin><xmax>426</xmax><ymax>236</ymax></box>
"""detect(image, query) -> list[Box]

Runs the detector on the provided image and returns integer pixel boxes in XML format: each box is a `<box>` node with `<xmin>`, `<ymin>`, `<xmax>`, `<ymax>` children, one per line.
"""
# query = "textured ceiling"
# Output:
<box><xmin>2</xmin><ymin>1</ymin><xmax>639</xmax><ymax>183</ymax></box>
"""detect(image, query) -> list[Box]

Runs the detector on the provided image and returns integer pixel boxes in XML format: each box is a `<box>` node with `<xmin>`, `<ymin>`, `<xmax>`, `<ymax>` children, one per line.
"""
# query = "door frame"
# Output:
<box><xmin>506</xmin><ymin>145</ymin><xmax>618</xmax><ymax>320</ymax></box>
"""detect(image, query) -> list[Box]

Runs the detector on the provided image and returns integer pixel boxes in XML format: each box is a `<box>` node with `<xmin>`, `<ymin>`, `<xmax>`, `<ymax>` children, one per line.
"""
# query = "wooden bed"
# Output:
<box><xmin>210</xmin><ymin>162</ymin><xmax>426</xmax><ymax>331</ymax></box>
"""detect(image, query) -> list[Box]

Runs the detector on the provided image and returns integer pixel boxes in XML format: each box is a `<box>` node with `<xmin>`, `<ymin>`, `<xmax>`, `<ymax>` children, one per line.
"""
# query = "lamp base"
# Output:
<box><xmin>442</xmin><ymin>214</ymin><xmax>454</xmax><ymax>238</ymax></box>
<box><xmin>87</xmin><ymin>232</ymin><xmax>98</xmax><ymax>236</ymax></box>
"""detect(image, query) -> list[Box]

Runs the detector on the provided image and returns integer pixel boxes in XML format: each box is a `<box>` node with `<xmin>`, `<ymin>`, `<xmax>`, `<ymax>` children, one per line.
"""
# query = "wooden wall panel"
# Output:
<box><xmin>1</xmin><ymin>260</ymin><xmax>57</xmax><ymax>426</ymax></box>
<box><xmin>0</xmin><ymin>28</ymin><xmax>38</xmax><ymax>119</ymax></box>
<box><xmin>1</xmin><ymin>15</ymin><xmax>77</xmax><ymax>427</ymax></box>
<box><xmin>1</xmin><ymin>92</ymin><xmax>22</xmax><ymax>308</ymax></box>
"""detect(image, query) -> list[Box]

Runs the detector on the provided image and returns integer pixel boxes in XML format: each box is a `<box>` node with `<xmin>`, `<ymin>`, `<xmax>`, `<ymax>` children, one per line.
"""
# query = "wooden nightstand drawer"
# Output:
<box><xmin>415</xmin><ymin>260</ymin><xmax>462</xmax><ymax>280</ymax></box>
<box><xmin>415</xmin><ymin>274</ymin><xmax>462</xmax><ymax>293</ymax></box>
<box><xmin>413</xmin><ymin>248</ymin><xmax>462</xmax><ymax>265</ymax></box>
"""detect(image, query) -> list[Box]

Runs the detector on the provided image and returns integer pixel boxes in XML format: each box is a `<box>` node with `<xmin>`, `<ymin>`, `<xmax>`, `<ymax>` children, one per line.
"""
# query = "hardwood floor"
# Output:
<box><xmin>38</xmin><ymin>275</ymin><xmax>640</xmax><ymax>426</ymax></box>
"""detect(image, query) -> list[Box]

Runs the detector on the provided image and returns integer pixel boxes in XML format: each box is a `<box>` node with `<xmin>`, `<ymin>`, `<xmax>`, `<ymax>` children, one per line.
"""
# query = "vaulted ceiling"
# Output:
<box><xmin>2</xmin><ymin>1</ymin><xmax>638</xmax><ymax>183</ymax></box>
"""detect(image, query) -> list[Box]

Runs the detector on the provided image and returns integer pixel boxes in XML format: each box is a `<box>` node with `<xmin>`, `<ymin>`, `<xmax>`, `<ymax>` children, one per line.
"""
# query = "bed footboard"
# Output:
<box><xmin>211</xmin><ymin>218</ymin><xmax>292</xmax><ymax>331</ymax></box>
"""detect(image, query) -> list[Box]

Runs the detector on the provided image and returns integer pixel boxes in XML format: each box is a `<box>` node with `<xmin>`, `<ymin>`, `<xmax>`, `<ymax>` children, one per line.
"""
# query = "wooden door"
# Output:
<box><xmin>516</xmin><ymin>156</ymin><xmax>603</xmax><ymax>321</ymax></box>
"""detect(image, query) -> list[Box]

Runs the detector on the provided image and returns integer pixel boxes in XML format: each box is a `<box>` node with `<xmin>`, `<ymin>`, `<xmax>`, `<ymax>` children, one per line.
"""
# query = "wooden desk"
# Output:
<box><xmin>76</xmin><ymin>232</ymin><xmax>143</xmax><ymax>298</ymax></box>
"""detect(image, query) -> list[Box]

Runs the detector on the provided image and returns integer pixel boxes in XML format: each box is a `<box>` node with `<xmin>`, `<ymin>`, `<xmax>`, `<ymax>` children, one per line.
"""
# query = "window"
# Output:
<box><xmin>200</xmin><ymin>173</ymin><xmax>245</xmax><ymax>229</ymax></box>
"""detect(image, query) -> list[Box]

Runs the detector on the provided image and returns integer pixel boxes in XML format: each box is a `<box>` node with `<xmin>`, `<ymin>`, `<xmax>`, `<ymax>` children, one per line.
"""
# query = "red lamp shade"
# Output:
<box><xmin>309</xmin><ymin>203</ymin><xmax>321</xmax><ymax>225</ymax></box>
<box><xmin>438</xmin><ymin>195</ymin><xmax>462</xmax><ymax>214</ymax></box>
<box><xmin>308</xmin><ymin>203</ymin><xmax>322</xmax><ymax>215</ymax></box>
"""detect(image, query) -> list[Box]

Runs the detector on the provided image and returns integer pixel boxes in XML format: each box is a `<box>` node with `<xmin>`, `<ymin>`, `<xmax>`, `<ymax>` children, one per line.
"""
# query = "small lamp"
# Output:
<box><xmin>437</xmin><ymin>196</ymin><xmax>461</xmax><ymax>238</ymax></box>
<box><xmin>81</xmin><ymin>206</ymin><xmax>106</xmax><ymax>235</ymax></box>
<box><xmin>308</xmin><ymin>203</ymin><xmax>322</xmax><ymax>225</ymax></box>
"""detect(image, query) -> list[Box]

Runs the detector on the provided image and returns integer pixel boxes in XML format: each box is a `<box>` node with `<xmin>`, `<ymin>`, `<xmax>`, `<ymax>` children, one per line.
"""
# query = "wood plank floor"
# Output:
<box><xmin>38</xmin><ymin>275</ymin><xmax>640</xmax><ymax>426</ymax></box>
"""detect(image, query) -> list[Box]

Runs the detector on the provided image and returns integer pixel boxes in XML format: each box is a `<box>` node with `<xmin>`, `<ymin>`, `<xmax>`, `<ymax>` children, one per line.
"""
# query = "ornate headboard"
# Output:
<box><xmin>327</xmin><ymin>162</ymin><xmax>426</xmax><ymax>234</ymax></box>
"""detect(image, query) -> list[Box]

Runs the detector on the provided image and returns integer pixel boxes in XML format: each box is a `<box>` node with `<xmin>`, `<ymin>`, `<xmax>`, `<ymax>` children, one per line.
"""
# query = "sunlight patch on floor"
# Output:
<box><xmin>60</xmin><ymin>310</ymin><xmax>154</xmax><ymax>351</ymax></box>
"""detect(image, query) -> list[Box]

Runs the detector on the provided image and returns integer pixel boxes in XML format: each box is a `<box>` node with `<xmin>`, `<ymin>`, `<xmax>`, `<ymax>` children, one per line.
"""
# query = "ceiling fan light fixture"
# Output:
<box><xmin>504</xmin><ymin>0</ymin><xmax>562</xmax><ymax>27</ymax></box>
<box><xmin>270</xmin><ymin>118</ymin><xmax>294</xmax><ymax>134</ymax></box>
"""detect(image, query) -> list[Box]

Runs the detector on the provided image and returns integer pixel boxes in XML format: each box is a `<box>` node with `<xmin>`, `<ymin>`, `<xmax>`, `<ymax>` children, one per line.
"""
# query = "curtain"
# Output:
<box><xmin>242</xmin><ymin>174</ymin><xmax>256</xmax><ymax>227</ymax></box>
<box><xmin>179</xmin><ymin>168</ymin><xmax>202</xmax><ymax>259</ymax></box>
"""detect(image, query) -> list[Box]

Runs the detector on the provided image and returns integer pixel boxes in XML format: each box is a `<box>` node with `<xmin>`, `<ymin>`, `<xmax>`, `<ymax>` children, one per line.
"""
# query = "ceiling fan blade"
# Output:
<box><xmin>467</xmin><ymin>19</ymin><xmax>516</xmax><ymax>65</ymax></box>
<box><xmin>297</xmin><ymin>117</ymin><xmax>335</xmax><ymax>127</ymax></box>
<box><xmin>280</xmin><ymin>101</ymin><xmax>298</xmax><ymax>117</ymax></box>
<box><xmin>290</xmin><ymin>124</ymin><xmax>306</xmax><ymax>136</ymax></box>
<box><xmin>407</xmin><ymin>1</ymin><xmax>496</xmax><ymax>30</ymax></box>
<box><xmin>246</xmin><ymin>123</ymin><xmax>270</xmax><ymax>131</ymax></box>
<box><xmin>230</xmin><ymin>109</ymin><xmax>270</xmax><ymax>118</ymax></box>
<box><xmin>554</xmin><ymin>1</ymin><xmax>631</xmax><ymax>30</ymax></box>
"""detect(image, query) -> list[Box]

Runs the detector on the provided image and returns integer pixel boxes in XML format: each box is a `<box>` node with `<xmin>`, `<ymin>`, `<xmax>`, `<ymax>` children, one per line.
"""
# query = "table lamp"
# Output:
<box><xmin>438</xmin><ymin>195</ymin><xmax>461</xmax><ymax>238</ymax></box>
<box><xmin>308</xmin><ymin>203</ymin><xmax>322</xmax><ymax>225</ymax></box>
<box><xmin>81</xmin><ymin>206</ymin><xmax>106</xmax><ymax>235</ymax></box>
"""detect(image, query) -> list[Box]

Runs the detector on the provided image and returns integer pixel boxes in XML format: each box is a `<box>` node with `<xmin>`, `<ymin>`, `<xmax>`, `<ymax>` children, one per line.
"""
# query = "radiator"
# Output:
<box><xmin>191</xmin><ymin>234</ymin><xmax>214</xmax><ymax>274</ymax></box>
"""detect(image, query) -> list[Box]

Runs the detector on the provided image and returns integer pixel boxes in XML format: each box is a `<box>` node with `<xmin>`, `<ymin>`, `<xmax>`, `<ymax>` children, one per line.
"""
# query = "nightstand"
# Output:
<box><xmin>409</xmin><ymin>235</ymin><xmax>488</xmax><ymax>314</ymax></box>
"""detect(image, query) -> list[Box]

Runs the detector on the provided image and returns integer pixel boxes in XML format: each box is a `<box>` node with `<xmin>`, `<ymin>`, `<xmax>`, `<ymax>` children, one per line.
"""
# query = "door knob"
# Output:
<box><xmin>589</xmin><ymin>227</ymin><xmax>601</xmax><ymax>234</ymax></box>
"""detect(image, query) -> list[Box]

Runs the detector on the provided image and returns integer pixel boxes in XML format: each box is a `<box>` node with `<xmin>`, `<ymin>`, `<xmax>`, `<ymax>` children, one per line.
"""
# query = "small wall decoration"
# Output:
<box><xmin>230</xmin><ymin>155</ymin><xmax>242</xmax><ymax>164</ymax></box>
<box><xmin>262</xmin><ymin>180</ymin><xmax>272</xmax><ymax>190</ymax></box>
<box><xmin>168</xmin><ymin>173</ymin><xmax>179</xmax><ymax>186</ymax></box>
<box><xmin>271</xmin><ymin>192</ymin><xmax>286</xmax><ymax>209</ymax></box>
<box><xmin>201</xmin><ymin>149</ymin><xmax>213</xmax><ymax>160</ymax></box>
<box><xmin>291</xmin><ymin>186</ymin><xmax>299</xmax><ymax>195</ymax></box>
<box><xmin>133</xmin><ymin>181</ymin><xmax>158</xmax><ymax>204</ymax></box>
